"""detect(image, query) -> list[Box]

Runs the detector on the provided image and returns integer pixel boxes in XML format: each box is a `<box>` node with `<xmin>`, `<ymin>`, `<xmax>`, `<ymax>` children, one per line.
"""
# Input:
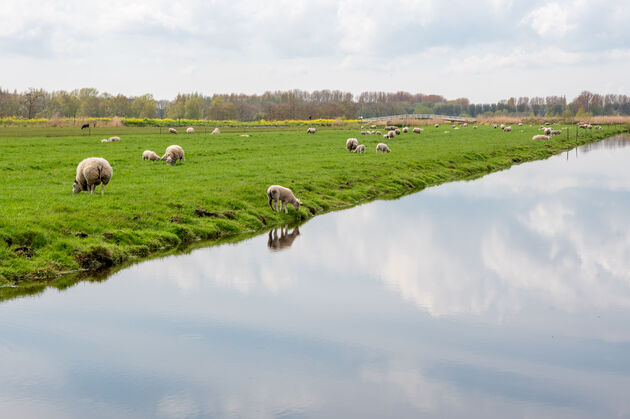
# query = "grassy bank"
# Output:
<box><xmin>0</xmin><ymin>124</ymin><xmax>625</xmax><ymax>284</ymax></box>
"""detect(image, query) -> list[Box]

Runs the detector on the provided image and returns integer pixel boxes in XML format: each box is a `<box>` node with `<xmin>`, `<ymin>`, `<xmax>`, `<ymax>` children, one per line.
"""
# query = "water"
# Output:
<box><xmin>2</xmin><ymin>137</ymin><xmax>630</xmax><ymax>418</ymax></box>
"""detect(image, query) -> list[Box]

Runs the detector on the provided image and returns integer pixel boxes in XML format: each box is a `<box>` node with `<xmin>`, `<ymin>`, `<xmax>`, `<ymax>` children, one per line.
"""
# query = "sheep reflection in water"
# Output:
<box><xmin>267</xmin><ymin>226</ymin><xmax>300</xmax><ymax>252</ymax></box>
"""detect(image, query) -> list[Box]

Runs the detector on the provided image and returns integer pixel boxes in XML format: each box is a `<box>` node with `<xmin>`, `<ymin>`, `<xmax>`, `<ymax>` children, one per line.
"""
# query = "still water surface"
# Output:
<box><xmin>2</xmin><ymin>137</ymin><xmax>630</xmax><ymax>418</ymax></box>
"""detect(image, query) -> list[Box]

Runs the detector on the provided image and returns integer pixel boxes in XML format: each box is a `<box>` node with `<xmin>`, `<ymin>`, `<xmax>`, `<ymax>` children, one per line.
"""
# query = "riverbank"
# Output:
<box><xmin>0</xmin><ymin>124</ymin><xmax>626</xmax><ymax>284</ymax></box>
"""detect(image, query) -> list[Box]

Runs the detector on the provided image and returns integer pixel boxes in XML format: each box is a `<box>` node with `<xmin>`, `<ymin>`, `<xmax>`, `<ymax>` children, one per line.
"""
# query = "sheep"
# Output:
<box><xmin>81</xmin><ymin>123</ymin><xmax>90</xmax><ymax>130</ymax></box>
<box><xmin>500</xmin><ymin>124</ymin><xmax>505</xmax><ymax>129</ymax></box>
<box><xmin>161</xmin><ymin>145</ymin><xmax>185</xmax><ymax>166</ymax></box>
<box><xmin>376</xmin><ymin>143</ymin><xmax>391</xmax><ymax>153</ymax></box>
<box><xmin>100</xmin><ymin>139</ymin><xmax>108</xmax><ymax>143</ymax></box>
<box><xmin>72</xmin><ymin>157</ymin><xmax>113</xmax><ymax>196</ymax></box>
<box><xmin>267</xmin><ymin>185</ymin><xmax>302</xmax><ymax>213</ymax></box>
<box><xmin>493</xmin><ymin>124</ymin><xmax>498</xmax><ymax>129</ymax></box>
<box><xmin>518</xmin><ymin>122</ymin><xmax>523</xmax><ymax>126</ymax></box>
<box><xmin>186</xmin><ymin>127</ymin><xmax>195</xmax><ymax>134</ymax></box>
<box><xmin>240</xmin><ymin>134</ymin><xmax>250</xmax><ymax>137</ymax></box>
<box><xmin>473</xmin><ymin>126</ymin><xmax>478</xmax><ymax>129</ymax></box>
<box><xmin>169</xmin><ymin>128</ymin><xmax>177</xmax><ymax>134</ymax></box>
<box><xmin>386</xmin><ymin>130</ymin><xmax>396</xmax><ymax>139</ymax></box>
<box><xmin>462</xmin><ymin>123</ymin><xmax>468</xmax><ymax>127</ymax></box>
<box><xmin>306</xmin><ymin>127</ymin><xmax>317</xmax><ymax>134</ymax></box>
<box><xmin>435</xmin><ymin>123</ymin><xmax>439</xmax><ymax>128</ymax></box>
<box><xmin>354</xmin><ymin>144</ymin><xmax>366</xmax><ymax>153</ymax></box>
<box><xmin>551</xmin><ymin>130</ymin><xmax>562</xmax><ymax>135</ymax></box>
<box><xmin>503</xmin><ymin>126</ymin><xmax>512</xmax><ymax>132</ymax></box>
<box><xmin>108</xmin><ymin>136</ymin><xmax>121</xmax><ymax>142</ymax></box>
<box><xmin>394</xmin><ymin>128</ymin><xmax>401</xmax><ymax>135</ymax></box>
<box><xmin>212</xmin><ymin>127</ymin><xmax>221</xmax><ymax>134</ymax></box>
<box><xmin>543</xmin><ymin>127</ymin><xmax>552</xmax><ymax>135</ymax></box>
<box><xmin>594</xmin><ymin>125</ymin><xmax>602</xmax><ymax>130</ymax></box>
<box><xmin>402</xmin><ymin>127</ymin><xmax>409</xmax><ymax>133</ymax></box>
<box><xmin>454</xmin><ymin>126</ymin><xmax>460</xmax><ymax>130</ymax></box>
<box><xmin>360</xmin><ymin>131</ymin><xmax>367</xmax><ymax>135</ymax></box>
<box><xmin>142</xmin><ymin>150</ymin><xmax>160</xmax><ymax>161</ymax></box>
<box><xmin>413</xmin><ymin>127</ymin><xmax>422</xmax><ymax>134</ymax></box>
<box><xmin>375</xmin><ymin>131</ymin><xmax>382</xmax><ymax>135</ymax></box>
<box><xmin>346</xmin><ymin>138</ymin><xmax>358</xmax><ymax>152</ymax></box>
<box><xmin>532</xmin><ymin>135</ymin><xmax>551</xmax><ymax>140</ymax></box>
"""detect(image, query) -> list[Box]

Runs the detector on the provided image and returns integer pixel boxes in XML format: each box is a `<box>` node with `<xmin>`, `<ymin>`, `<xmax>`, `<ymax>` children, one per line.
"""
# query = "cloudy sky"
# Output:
<box><xmin>1</xmin><ymin>0</ymin><xmax>628</xmax><ymax>102</ymax></box>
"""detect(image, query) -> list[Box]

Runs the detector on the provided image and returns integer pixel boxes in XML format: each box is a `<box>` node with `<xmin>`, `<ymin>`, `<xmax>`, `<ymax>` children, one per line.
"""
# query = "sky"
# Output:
<box><xmin>1</xmin><ymin>0</ymin><xmax>629</xmax><ymax>103</ymax></box>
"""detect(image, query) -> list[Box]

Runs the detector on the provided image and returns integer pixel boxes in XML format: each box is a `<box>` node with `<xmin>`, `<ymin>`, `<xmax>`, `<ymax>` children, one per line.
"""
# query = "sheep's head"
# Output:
<box><xmin>293</xmin><ymin>199</ymin><xmax>302</xmax><ymax>210</ymax></box>
<box><xmin>72</xmin><ymin>180</ymin><xmax>81</xmax><ymax>194</ymax></box>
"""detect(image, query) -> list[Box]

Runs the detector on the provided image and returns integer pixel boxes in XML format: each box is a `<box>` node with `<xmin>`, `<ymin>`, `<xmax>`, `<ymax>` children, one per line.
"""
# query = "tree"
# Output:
<box><xmin>131</xmin><ymin>94</ymin><xmax>157</xmax><ymax>118</ymax></box>
<box><xmin>22</xmin><ymin>88</ymin><xmax>46</xmax><ymax>119</ymax></box>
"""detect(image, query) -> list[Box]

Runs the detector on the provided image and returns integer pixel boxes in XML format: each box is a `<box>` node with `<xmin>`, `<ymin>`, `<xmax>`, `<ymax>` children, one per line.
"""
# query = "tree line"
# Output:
<box><xmin>2</xmin><ymin>87</ymin><xmax>629</xmax><ymax>121</ymax></box>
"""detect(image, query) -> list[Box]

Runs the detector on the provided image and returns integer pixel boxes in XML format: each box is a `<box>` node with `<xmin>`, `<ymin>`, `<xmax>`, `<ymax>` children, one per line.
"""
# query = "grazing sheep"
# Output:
<box><xmin>551</xmin><ymin>130</ymin><xmax>562</xmax><ymax>135</ymax></box>
<box><xmin>169</xmin><ymin>128</ymin><xmax>177</xmax><ymax>134</ymax></box>
<box><xmin>594</xmin><ymin>125</ymin><xmax>602</xmax><ymax>130</ymax></box>
<box><xmin>346</xmin><ymin>138</ymin><xmax>358</xmax><ymax>152</ymax></box>
<box><xmin>500</xmin><ymin>124</ymin><xmax>505</xmax><ymax>129</ymax></box>
<box><xmin>402</xmin><ymin>127</ymin><xmax>409</xmax><ymax>133</ymax></box>
<box><xmin>212</xmin><ymin>127</ymin><xmax>221</xmax><ymax>134</ymax></box>
<box><xmin>413</xmin><ymin>127</ymin><xmax>422</xmax><ymax>134</ymax></box>
<box><xmin>267</xmin><ymin>185</ymin><xmax>302</xmax><ymax>213</ymax></box>
<box><xmin>386</xmin><ymin>130</ymin><xmax>396</xmax><ymax>139</ymax></box>
<box><xmin>518</xmin><ymin>122</ymin><xmax>523</xmax><ymax>126</ymax></box>
<box><xmin>375</xmin><ymin>131</ymin><xmax>382</xmax><ymax>135</ymax></box>
<box><xmin>306</xmin><ymin>127</ymin><xmax>317</xmax><ymax>134</ymax></box>
<box><xmin>354</xmin><ymin>144</ymin><xmax>366</xmax><ymax>153</ymax></box>
<box><xmin>240</xmin><ymin>134</ymin><xmax>250</xmax><ymax>137</ymax></box>
<box><xmin>394</xmin><ymin>128</ymin><xmax>401</xmax><ymax>135</ymax></box>
<box><xmin>376</xmin><ymin>143</ymin><xmax>391</xmax><ymax>153</ymax></box>
<box><xmin>532</xmin><ymin>135</ymin><xmax>551</xmax><ymax>140</ymax></box>
<box><xmin>543</xmin><ymin>127</ymin><xmax>552</xmax><ymax>135</ymax></box>
<box><xmin>360</xmin><ymin>131</ymin><xmax>367</xmax><ymax>135</ymax></box>
<box><xmin>435</xmin><ymin>123</ymin><xmax>439</xmax><ymax>128</ymax></box>
<box><xmin>454</xmin><ymin>127</ymin><xmax>460</xmax><ymax>130</ymax></box>
<box><xmin>108</xmin><ymin>136</ymin><xmax>121</xmax><ymax>142</ymax></box>
<box><xmin>462</xmin><ymin>123</ymin><xmax>468</xmax><ymax>127</ymax></box>
<box><xmin>493</xmin><ymin>124</ymin><xmax>498</xmax><ymax>129</ymax></box>
<box><xmin>100</xmin><ymin>139</ymin><xmax>108</xmax><ymax>143</ymax></box>
<box><xmin>72</xmin><ymin>157</ymin><xmax>113</xmax><ymax>196</ymax></box>
<box><xmin>161</xmin><ymin>145</ymin><xmax>185</xmax><ymax>166</ymax></box>
<box><xmin>142</xmin><ymin>150</ymin><xmax>160</xmax><ymax>161</ymax></box>
<box><xmin>186</xmin><ymin>127</ymin><xmax>195</xmax><ymax>134</ymax></box>
<box><xmin>81</xmin><ymin>123</ymin><xmax>90</xmax><ymax>130</ymax></box>
<box><xmin>503</xmin><ymin>126</ymin><xmax>512</xmax><ymax>132</ymax></box>
<box><xmin>473</xmin><ymin>126</ymin><xmax>478</xmax><ymax>129</ymax></box>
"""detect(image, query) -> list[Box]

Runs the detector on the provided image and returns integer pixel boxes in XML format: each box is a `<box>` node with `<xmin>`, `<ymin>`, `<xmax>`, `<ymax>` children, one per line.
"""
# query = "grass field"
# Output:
<box><xmin>0</xmin><ymin>123</ymin><xmax>626</xmax><ymax>284</ymax></box>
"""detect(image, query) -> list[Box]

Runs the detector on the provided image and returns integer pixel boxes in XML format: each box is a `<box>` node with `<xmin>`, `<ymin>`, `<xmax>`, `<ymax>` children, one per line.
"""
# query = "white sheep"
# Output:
<box><xmin>503</xmin><ymin>126</ymin><xmax>512</xmax><ymax>132</ymax></box>
<box><xmin>142</xmin><ymin>150</ymin><xmax>160</xmax><ymax>161</ymax></box>
<box><xmin>186</xmin><ymin>127</ymin><xmax>195</xmax><ymax>134</ymax></box>
<box><xmin>306</xmin><ymin>127</ymin><xmax>317</xmax><ymax>134</ymax></box>
<box><xmin>240</xmin><ymin>134</ymin><xmax>250</xmax><ymax>137</ymax></box>
<box><xmin>354</xmin><ymin>144</ymin><xmax>366</xmax><ymax>153</ymax></box>
<box><xmin>168</xmin><ymin>128</ymin><xmax>177</xmax><ymax>134</ymax></box>
<box><xmin>108</xmin><ymin>136</ymin><xmax>121</xmax><ymax>142</ymax></box>
<box><xmin>360</xmin><ymin>131</ymin><xmax>367</xmax><ymax>135</ymax></box>
<box><xmin>394</xmin><ymin>128</ymin><xmax>401</xmax><ymax>135</ymax></box>
<box><xmin>551</xmin><ymin>130</ymin><xmax>562</xmax><ymax>135</ymax></box>
<box><xmin>473</xmin><ymin>126</ymin><xmax>478</xmax><ymax>129</ymax></box>
<box><xmin>402</xmin><ymin>127</ymin><xmax>409</xmax><ymax>133</ymax></box>
<box><xmin>376</xmin><ymin>143</ymin><xmax>391</xmax><ymax>153</ymax></box>
<box><xmin>413</xmin><ymin>127</ymin><xmax>422</xmax><ymax>134</ymax></box>
<box><xmin>386</xmin><ymin>130</ymin><xmax>396</xmax><ymax>139</ymax></box>
<box><xmin>267</xmin><ymin>185</ymin><xmax>302</xmax><ymax>213</ymax></box>
<box><xmin>532</xmin><ymin>135</ymin><xmax>551</xmax><ymax>140</ymax></box>
<box><xmin>435</xmin><ymin>123</ymin><xmax>439</xmax><ymax>128</ymax></box>
<box><xmin>72</xmin><ymin>157</ymin><xmax>113</xmax><ymax>195</ymax></box>
<box><xmin>543</xmin><ymin>128</ymin><xmax>552</xmax><ymax>135</ymax></box>
<box><xmin>212</xmin><ymin>127</ymin><xmax>221</xmax><ymax>135</ymax></box>
<box><xmin>370</xmin><ymin>124</ymin><xmax>376</xmax><ymax>129</ymax></box>
<box><xmin>100</xmin><ymin>139</ymin><xmax>108</xmax><ymax>143</ymax></box>
<box><xmin>346</xmin><ymin>138</ymin><xmax>358</xmax><ymax>152</ymax></box>
<box><xmin>161</xmin><ymin>145</ymin><xmax>185</xmax><ymax>165</ymax></box>
<box><xmin>375</xmin><ymin>131</ymin><xmax>382</xmax><ymax>135</ymax></box>
<box><xmin>454</xmin><ymin>126</ymin><xmax>460</xmax><ymax>130</ymax></box>
<box><xmin>493</xmin><ymin>124</ymin><xmax>498</xmax><ymax>129</ymax></box>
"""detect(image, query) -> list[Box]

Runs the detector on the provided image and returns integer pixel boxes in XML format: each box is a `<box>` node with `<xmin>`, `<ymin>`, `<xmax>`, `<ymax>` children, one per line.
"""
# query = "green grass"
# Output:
<box><xmin>0</xmin><ymin>124</ymin><xmax>625</xmax><ymax>284</ymax></box>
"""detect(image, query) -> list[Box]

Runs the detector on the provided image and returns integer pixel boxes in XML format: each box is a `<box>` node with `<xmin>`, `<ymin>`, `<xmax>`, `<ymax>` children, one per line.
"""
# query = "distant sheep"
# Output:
<box><xmin>212</xmin><ymin>127</ymin><xmax>221</xmax><ymax>134</ymax></box>
<box><xmin>454</xmin><ymin>127</ymin><xmax>460</xmax><ymax>130</ymax></box>
<box><xmin>142</xmin><ymin>150</ymin><xmax>160</xmax><ymax>161</ymax></box>
<box><xmin>161</xmin><ymin>145</ymin><xmax>185</xmax><ymax>165</ymax></box>
<box><xmin>473</xmin><ymin>126</ymin><xmax>478</xmax><ymax>129</ymax></box>
<box><xmin>551</xmin><ymin>130</ymin><xmax>562</xmax><ymax>135</ymax></box>
<box><xmin>493</xmin><ymin>124</ymin><xmax>498</xmax><ymax>129</ymax></box>
<box><xmin>72</xmin><ymin>157</ymin><xmax>112</xmax><ymax>195</ymax></box>
<box><xmin>543</xmin><ymin>128</ymin><xmax>552</xmax><ymax>135</ymax></box>
<box><xmin>100</xmin><ymin>139</ymin><xmax>108</xmax><ymax>143</ymax></box>
<box><xmin>240</xmin><ymin>134</ymin><xmax>250</xmax><ymax>137</ymax></box>
<box><xmin>360</xmin><ymin>131</ymin><xmax>367</xmax><ymax>135</ymax></box>
<box><xmin>402</xmin><ymin>127</ymin><xmax>409</xmax><ymax>133</ymax></box>
<box><xmin>354</xmin><ymin>144</ymin><xmax>366</xmax><ymax>153</ymax></box>
<box><xmin>462</xmin><ymin>123</ymin><xmax>468</xmax><ymax>127</ymax></box>
<box><xmin>346</xmin><ymin>138</ymin><xmax>358</xmax><ymax>152</ymax></box>
<box><xmin>532</xmin><ymin>135</ymin><xmax>551</xmax><ymax>140</ymax></box>
<box><xmin>386</xmin><ymin>130</ymin><xmax>396</xmax><ymax>139</ymax></box>
<box><xmin>503</xmin><ymin>126</ymin><xmax>512</xmax><ymax>132</ymax></box>
<box><xmin>500</xmin><ymin>124</ymin><xmax>505</xmax><ymax>129</ymax></box>
<box><xmin>375</xmin><ymin>131</ymin><xmax>382</xmax><ymax>135</ymax></box>
<box><xmin>376</xmin><ymin>143</ymin><xmax>391</xmax><ymax>153</ymax></box>
<box><xmin>370</xmin><ymin>124</ymin><xmax>376</xmax><ymax>129</ymax></box>
<box><xmin>518</xmin><ymin>122</ymin><xmax>523</xmax><ymax>126</ymax></box>
<box><xmin>306</xmin><ymin>127</ymin><xmax>317</xmax><ymax>134</ymax></box>
<box><xmin>168</xmin><ymin>128</ymin><xmax>177</xmax><ymax>134</ymax></box>
<box><xmin>108</xmin><ymin>136</ymin><xmax>121</xmax><ymax>142</ymax></box>
<box><xmin>81</xmin><ymin>123</ymin><xmax>90</xmax><ymax>130</ymax></box>
<box><xmin>413</xmin><ymin>127</ymin><xmax>422</xmax><ymax>134</ymax></box>
<box><xmin>394</xmin><ymin>128</ymin><xmax>401</xmax><ymax>135</ymax></box>
<box><xmin>267</xmin><ymin>185</ymin><xmax>302</xmax><ymax>213</ymax></box>
<box><xmin>435</xmin><ymin>123</ymin><xmax>439</xmax><ymax>128</ymax></box>
<box><xmin>186</xmin><ymin>127</ymin><xmax>195</xmax><ymax>134</ymax></box>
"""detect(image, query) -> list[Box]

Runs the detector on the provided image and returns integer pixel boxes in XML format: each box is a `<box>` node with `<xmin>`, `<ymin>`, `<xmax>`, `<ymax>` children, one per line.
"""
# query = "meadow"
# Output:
<box><xmin>0</xmin><ymin>123</ymin><xmax>625</xmax><ymax>284</ymax></box>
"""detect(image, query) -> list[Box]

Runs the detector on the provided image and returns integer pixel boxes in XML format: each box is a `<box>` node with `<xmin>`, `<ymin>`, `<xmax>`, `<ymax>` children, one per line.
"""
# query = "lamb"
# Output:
<box><xmin>532</xmin><ymin>135</ymin><xmax>550</xmax><ymax>140</ymax></box>
<box><xmin>543</xmin><ymin>127</ymin><xmax>552</xmax><ymax>135</ymax></box>
<box><xmin>413</xmin><ymin>127</ymin><xmax>422</xmax><ymax>134</ymax></box>
<box><xmin>493</xmin><ymin>124</ymin><xmax>498</xmax><ymax>129</ymax></box>
<box><xmin>186</xmin><ymin>127</ymin><xmax>195</xmax><ymax>134</ymax></box>
<box><xmin>376</xmin><ymin>143</ymin><xmax>391</xmax><ymax>153</ymax></box>
<box><xmin>306</xmin><ymin>127</ymin><xmax>317</xmax><ymax>134</ymax></box>
<box><xmin>360</xmin><ymin>131</ymin><xmax>367</xmax><ymax>135</ymax></box>
<box><xmin>267</xmin><ymin>185</ymin><xmax>302</xmax><ymax>213</ymax></box>
<box><xmin>386</xmin><ymin>130</ymin><xmax>396</xmax><ymax>139</ymax></box>
<box><xmin>435</xmin><ymin>123</ymin><xmax>439</xmax><ymax>128</ymax></box>
<box><xmin>108</xmin><ymin>136</ymin><xmax>121</xmax><ymax>142</ymax></box>
<box><xmin>370</xmin><ymin>125</ymin><xmax>376</xmax><ymax>129</ymax></box>
<box><xmin>142</xmin><ymin>150</ymin><xmax>160</xmax><ymax>161</ymax></box>
<box><xmin>169</xmin><ymin>128</ymin><xmax>177</xmax><ymax>134</ymax></box>
<box><xmin>402</xmin><ymin>127</ymin><xmax>409</xmax><ymax>133</ymax></box>
<box><xmin>503</xmin><ymin>126</ymin><xmax>512</xmax><ymax>132</ymax></box>
<box><xmin>518</xmin><ymin>122</ymin><xmax>523</xmax><ymax>126</ymax></box>
<box><xmin>100</xmin><ymin>139</ymin><xmax>108</xmax><ymax>143</ymax></box>
<box><xmin>354</xmin><ymin>144</ymin><xmax>366</xmax><ymax>153</ymax></box>
<box><xmin>161</xmin><ymin>145</ymin><xmax>185</xmax><ymax>165</ymax></box>
<box><xmin>346</xmin><ymin>138</ymin><xmax>358</xmax><ymax>152</ymax></box>
<box><xmin>212</xmin><ymin>127</ymin><xmax>221</xmax><ymax>134</ymax></box>
<box><xmin>72</xmin><ymin>157</ymin><xmax>113</xmax><ymax>195</ymax></box>
<box><xmin>394</xmin><ymin>128</ymin><xmax>401</xmax><ymax>135</ymax></box>
<box><xmin>500</xmin><ymin>124</ymin><xmax>505</xmax><ymax>129</ymax></box>
<box><xmin>375</xmin><ymin>131</ymin><xmax>382</xmax><ymax>135</ymax></box>
<box><xmin>551</xmin><ymin>130</ymin><xmax>562</xmax><ymax>135</ymax></box>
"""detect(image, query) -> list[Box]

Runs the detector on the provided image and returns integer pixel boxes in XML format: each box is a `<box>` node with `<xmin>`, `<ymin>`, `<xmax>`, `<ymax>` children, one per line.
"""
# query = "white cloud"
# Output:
<box><xmin>522</xmin><ymin>2</ymin><xmax>575</xmax><ymax>37</ymax></box>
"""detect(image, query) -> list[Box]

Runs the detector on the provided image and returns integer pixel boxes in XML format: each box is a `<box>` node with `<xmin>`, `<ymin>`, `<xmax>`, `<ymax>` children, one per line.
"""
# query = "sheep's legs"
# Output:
<box><xmin>284</xmin><ymin>202</ymin><xmax>288</xmax><ymax>214</ymax></box>
<box><xmin>101</xmin><ymin>184</ymin><xmax>105</xmax><ymax>195</ymax></box>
